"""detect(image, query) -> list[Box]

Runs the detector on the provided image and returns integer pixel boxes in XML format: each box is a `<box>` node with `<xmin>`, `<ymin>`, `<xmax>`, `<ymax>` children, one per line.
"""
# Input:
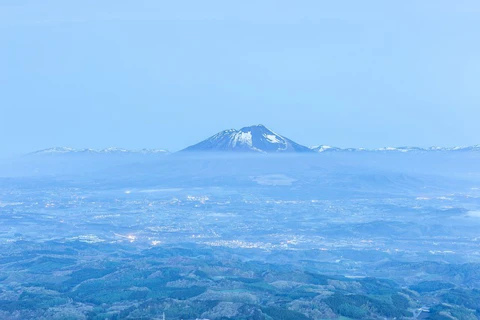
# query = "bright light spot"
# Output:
<box><xmin>124</xmin><ymin>190</ymin><xmax>131</xmax><ymax>194</ymax></box>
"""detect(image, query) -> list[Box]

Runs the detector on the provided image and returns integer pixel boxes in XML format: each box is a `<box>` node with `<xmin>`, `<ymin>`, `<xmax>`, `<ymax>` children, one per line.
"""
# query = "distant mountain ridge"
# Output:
<box><xmin>180</xmin><ymin>124</ymin><xmax>313</xmax><ymax>153</ymax></box>
<box><xmin>28</xmin><ymin>124</ymin><xmax>479</xmax><ymax>155</ymax></box>
<box><xmin>311</xmin><ymin>145</ymin><xmax>480</xmax><ymax>153</ymax></box>
<box><xmin>31</xmin><ymin>147</ymin><xmax>169</xmax><ymax>155</ymax></box>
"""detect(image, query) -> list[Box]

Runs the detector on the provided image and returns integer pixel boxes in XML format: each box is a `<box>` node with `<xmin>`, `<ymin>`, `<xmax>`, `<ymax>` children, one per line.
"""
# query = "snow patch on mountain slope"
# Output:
<box><xmin>264</xmin><ymin>134</ymin><xmax>282</xmax><ymax>144</ymax></box>
<box><xmin>232</xmin><ymin>131</ymin><xmax>253</xmax><ymax>147</ymax></box>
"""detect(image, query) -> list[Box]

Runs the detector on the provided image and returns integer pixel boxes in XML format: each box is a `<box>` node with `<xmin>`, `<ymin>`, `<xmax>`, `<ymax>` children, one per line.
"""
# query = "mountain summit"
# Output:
<box><xmin>180</xmin><ymin>124</ymin><xmax>312</xmax><ymax>153</ymax></box>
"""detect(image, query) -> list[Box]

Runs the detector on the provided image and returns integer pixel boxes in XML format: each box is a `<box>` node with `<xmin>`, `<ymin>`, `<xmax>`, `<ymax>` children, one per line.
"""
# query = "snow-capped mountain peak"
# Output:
<box><xmin>311</xmin><ymin>145</ymin><xmax>341</xmax><ymax>153</ymax></box>
<box><xmin>181</xmin><ymin>125</ymin><xmax>312</xmax><ymax>153</ymax></box>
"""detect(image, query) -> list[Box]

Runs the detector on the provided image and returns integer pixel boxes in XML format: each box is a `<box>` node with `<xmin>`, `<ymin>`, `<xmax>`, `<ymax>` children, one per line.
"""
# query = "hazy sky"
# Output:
<box><xmin>1</xmin><ymin>0</ymin><xmax>479</xmax><ymax>155</ymax></box>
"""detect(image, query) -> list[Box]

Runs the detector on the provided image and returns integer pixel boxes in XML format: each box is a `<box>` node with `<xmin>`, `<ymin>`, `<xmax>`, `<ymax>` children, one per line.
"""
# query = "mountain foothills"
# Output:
<box><xmin>30</xmin><ymin>124</ymin><xmax>480</xmax><ymax>155</ymax></box>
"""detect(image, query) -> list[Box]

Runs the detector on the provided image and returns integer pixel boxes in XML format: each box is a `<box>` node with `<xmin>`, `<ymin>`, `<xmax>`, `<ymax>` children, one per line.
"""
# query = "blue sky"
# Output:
<box><xmin>0</xmin><ymin>0</ymin><xmax>479</xmax><ymax>155</ymax></box>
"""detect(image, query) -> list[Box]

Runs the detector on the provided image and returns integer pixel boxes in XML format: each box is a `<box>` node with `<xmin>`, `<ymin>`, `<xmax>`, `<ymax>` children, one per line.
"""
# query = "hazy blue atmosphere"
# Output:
<box><xmin>1</xmin><ymin>0</ymin><xmax>479</xmax><ymax>155</ymax></box>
